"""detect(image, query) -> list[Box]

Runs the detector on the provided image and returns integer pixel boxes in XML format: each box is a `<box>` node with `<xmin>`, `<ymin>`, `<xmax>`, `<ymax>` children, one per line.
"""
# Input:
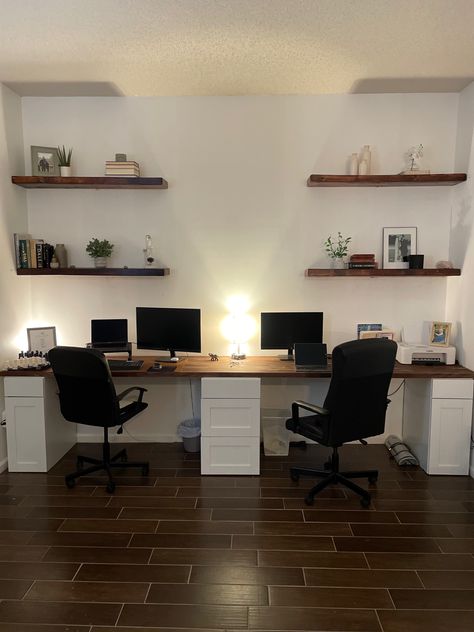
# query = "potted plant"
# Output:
<box><xmin>324</xmin><ymin>232</ymin><xmax>351</xmax><ymax>268</ymax></box>
<box><xmin>86</xmin><ymin>238</ymin><xmax>114</xmax><ymax>268</ymax></box>
<box><xmin>57</xmin><ymin>146</ymin><xmax>73</xmax><ymax>177</ymax></box>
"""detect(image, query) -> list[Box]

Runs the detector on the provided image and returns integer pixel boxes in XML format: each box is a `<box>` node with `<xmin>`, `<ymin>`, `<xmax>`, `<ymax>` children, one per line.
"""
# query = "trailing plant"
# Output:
<box><xmin>324</xmin><ymin>232</ymin><xmax>351</xmax><ymax>259</ymax></box>
<box><xmin>57</xmin><ymin>145</ymin><xmax>73</xmax><ymax>166</ymax></box>
<box><xmin>86</xmin><ymin>238</ymin><xmax>114</xmax><ymax>258</ymax></box>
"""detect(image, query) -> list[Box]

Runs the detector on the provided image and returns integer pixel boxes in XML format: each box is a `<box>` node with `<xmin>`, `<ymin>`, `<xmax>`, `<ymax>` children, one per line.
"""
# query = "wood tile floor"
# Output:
<box><xmin>0</xmin><ymin>443</ymin><xmax>473</xmax><ymax>631</ymax></box>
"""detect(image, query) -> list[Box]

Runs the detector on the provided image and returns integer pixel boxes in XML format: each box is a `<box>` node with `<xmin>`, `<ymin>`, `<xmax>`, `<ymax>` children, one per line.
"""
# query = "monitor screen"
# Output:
<box><xmin>136</xmin><ymin>307</ymin><xmax>201</xmax><ymax>355</ymax></box>
<box><xmin>91</xmin><ymin>319</ymin><xmax>128</xmax><ymax>345</ymax></box>
<box><xmin>261</xmin><ymin>312</ymin><xmax>323</xmax><ymax>355</ymax></box>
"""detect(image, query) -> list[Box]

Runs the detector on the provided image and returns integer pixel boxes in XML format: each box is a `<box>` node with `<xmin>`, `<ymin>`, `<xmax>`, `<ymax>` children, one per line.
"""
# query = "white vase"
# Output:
<box><xmin>349</xmin><ymin>153</ymin><xmax>359</xmax><ymax>175</ymax></box>
<box><xmin>94</xmin><ymin>257</ymin><xmax>108</xmax><ymax>268</ymax></box>
<box><xmin>60</xmin><ymin>166</ymin><xmax>72</xmax><ymax>177</ymax></box>
<box><xmin>362</xmin><ymin>145</ymin><xmax>371</xmax><ymax>174</ymax></box>
<box><xmin>331</xmin><ymin>258</ymin><xmax>346</xmax><ymax>269</ymax></box>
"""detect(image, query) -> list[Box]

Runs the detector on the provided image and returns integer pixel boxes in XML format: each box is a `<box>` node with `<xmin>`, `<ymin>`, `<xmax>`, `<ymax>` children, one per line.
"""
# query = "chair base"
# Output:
<box><xmin>290</xmin><ymin>447</ymin><xmax>378</xmax><ymax>507</ymax></box>
<box><xmin>65</xmin><ymin>429</ymin><xmax>149</xmax><ymax>493</ymax></box>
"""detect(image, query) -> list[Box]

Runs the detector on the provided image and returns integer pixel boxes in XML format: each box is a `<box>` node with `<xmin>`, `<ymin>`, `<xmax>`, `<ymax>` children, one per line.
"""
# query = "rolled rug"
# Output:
<box><xmin>384</xmin><ymin>434</ymin><xmax>419</xmax><ymax>466</ymax></box>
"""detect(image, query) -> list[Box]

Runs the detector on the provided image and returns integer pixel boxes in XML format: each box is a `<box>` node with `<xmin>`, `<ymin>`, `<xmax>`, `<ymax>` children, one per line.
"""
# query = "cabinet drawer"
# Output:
<box><xmin>5</xmin><ymin>377</ymin><xmax>45</xmax><ymax>398</ymax></box>
<box><xmin>428</xmin><ymin>398</ymin><xmax>472</xmax><ymax>475</ymax></box>
<box><xmin>201</xmin><ymin>378</ymin><xmax>260</xmax><ymax>399</ymax></box>
<box><xmin>201</xmin><ymin>398</ymin><xmax>260</xmax><ymax>436</ymax></box>
<box><xmin>432</xmin><ymin>379</ymin><xmax>473</xmax><ymax>400</ymax></box>
<box><xmin>201</xmin><ymin>436</ymin><xmax>259</xmax><ymax>475</ymax></box>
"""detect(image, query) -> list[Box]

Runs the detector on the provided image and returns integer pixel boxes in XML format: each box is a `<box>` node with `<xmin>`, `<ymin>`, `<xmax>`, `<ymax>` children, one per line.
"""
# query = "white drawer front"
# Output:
<box><xmin>432</xmin><ymin>379</ymin><xmax>473</xmax><ymax>400</ymax></box>
<box><xmin>201</xmin><ymin>377</ymin><xmax>260</xmax><ymax>399</ymax></box>
<box><xmin>201</xmin><ymin>436</ymin><xmax>259</xmax><ymax>475</ymax></box>
<box><xmin>5</xmin><ymin>377</ymin><xmax>45</xmax><ymax>398</ymax></box>
<box><xmin>5</xmin><ymin>397</ymin><xmax>47</xmax><ymax>472</ymax></box>
<box><xmin>428</xmin><ymin>398</ymin><xmax>472</xmax><ymax>475</ymax></box>
<box><xmin>201</xmin><ymin>399</ymin><xmax>260</xmax><ymax>436</ymax></box>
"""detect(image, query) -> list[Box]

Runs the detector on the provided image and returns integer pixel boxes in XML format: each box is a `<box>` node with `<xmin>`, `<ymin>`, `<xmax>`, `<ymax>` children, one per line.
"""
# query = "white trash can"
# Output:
<box><xmin>261</xmin><ymin>410</ymin><xmax>290</xmax><ymax>456</ymax></box>
<box><xmin>177</xmin><ymin>418</ymin><xmax>201</xmax><ymax>453</ymax></box>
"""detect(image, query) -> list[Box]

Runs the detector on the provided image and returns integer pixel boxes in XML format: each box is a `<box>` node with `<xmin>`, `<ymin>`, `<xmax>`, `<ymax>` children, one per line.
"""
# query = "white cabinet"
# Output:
<box><xmin>403</xmin><ymin>378</ymin><xmax>473</xmax><ymax>475</ymax></box>
<box><xmin>4</xmin><ymin>377</ymin><xmax>76</xmax><ymax>472</ymax></box>
<box><xmin>201</xmin><ymin>377</ymin><xmax>260</xmax><ymax>475</ymax></box>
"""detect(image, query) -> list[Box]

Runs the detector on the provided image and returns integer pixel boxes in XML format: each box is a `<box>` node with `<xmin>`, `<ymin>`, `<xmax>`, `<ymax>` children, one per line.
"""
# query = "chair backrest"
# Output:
<box><xmin>323</xmin><ymin>338</ymin><xmax>397</xmax><ymax>445</ymax></box>
<box><xmin>49</xmin><ymin>346</ymin><xmax>120</xmax><ymax>427</ymax></box>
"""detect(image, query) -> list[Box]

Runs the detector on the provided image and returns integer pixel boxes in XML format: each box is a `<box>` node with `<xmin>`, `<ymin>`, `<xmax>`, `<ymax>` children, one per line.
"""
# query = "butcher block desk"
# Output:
<box><xmin>1</xmin><ymin>356</ymin><xmax>473</xmax><ymax>476</ymax></box>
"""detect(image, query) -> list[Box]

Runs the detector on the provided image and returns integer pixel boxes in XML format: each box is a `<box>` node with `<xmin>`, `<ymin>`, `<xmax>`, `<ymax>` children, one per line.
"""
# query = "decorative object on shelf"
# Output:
<box><xmin>143</xmin><ymin>234</ymin><xmax>154</xmax><ymax>266</ymax></box>
<box><xmin>403</xmin><ymin>144</ymin><xmax>430</xmax><ymax>175</ymax></box>
<box><xmin>408</xmin><ymin>254</ymin><xmax>424</xmax><ymax>269</ymax></box>
<box><xmin>361</xmin><ymin>145</ymin><xmax>371</xmax><ymax>174</ymax></box>
<box><xmin>324</xmin><ymin>232</ymin><xmax>351</xmax><ymax>268</ymax></box>
<box><xmin>436</xmin><ymin>260</ymin><xmax>454</xmax><ymax>268</ymax></box>
<box><xmin>209</xmin><ymin>353</ymin><xmax>219</xmax><ymax>361</ymax></box>
<box><xmin>54</xmin><ymin>243</ymin><xmax>68</xmax><ymax>268</ymax></box>
<box><xmin>429</xmin><ymin>321</ymin><xmax>452</xmax><ymax>347</ymax></box>
<box><xmin>382</xmin><ymin>226</ymin><xmax>417</xmax><ymax>269</ymax></box>
<box><xmin>57</xmin><ymin>145</ymin><xmax>73</xmax><ymax>177</ymax></box>
<box><xmin>31</xmin><ymin>146</ymin><xmax>60</xmax><ymax>176</ymax></box>
<box><xmin>115</xmin><ymin>153</ymin><xmax>127</xmax><ymax>162</ymax></box>
<box><xmin>86</xmin><ymin>238</ymin><xmax>114</xmax><ymax>268</ymax></box>
<box><xmin>50</xmin><ymin>255</ymin><xmax>59</xmax><ymax>269</ymax></box>
<box><xmin>358</xmin><ymin>159</ymin><xmax>368</xmax><ymax>175</ymax></box>
<box><xmin>27</xmin><ymin>326</ymin><xmax>57</xmax><ymax>354</ymax></box>
<box><xmin>349</xmin><ymin>153</ymin><xmax>359</xmax><ymax>175</ymax></box>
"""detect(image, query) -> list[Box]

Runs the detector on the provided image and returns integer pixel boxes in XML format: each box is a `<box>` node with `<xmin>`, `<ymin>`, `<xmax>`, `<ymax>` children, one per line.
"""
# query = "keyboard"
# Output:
<box><xmin>107</xmin><ymin>359</ymin><xmax>144</xmax><ymax>370</ymax></box>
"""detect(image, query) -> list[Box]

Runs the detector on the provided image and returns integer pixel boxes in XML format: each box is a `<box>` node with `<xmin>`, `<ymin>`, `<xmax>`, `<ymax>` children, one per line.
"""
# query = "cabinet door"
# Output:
<box><xmin>201</xmin><ymin>436</ymin><xmax>260</xmax><ymax>475</ymax></box>
<box><xmin>5</xmin><ymin>397</ymin><xmax>47</xmax><ymax>472</ymax></box>
<box><xmin>201</xmin><ymin>398</ymin><xmax>260</xmax><ymax>437</ymax></box>
<box><xmin>428</xmin><ymin>398</ymin><xmax>472</xmax><ymax>475</ymax></box>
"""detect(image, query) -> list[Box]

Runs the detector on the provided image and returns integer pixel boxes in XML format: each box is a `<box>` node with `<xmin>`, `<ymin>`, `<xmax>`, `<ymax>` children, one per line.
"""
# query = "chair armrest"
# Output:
<box><xmin>292</xmin><ymin>400</ymin><xmax>330</xmax><ymax>418</ymax></box>
<box><xmin>117</xmin><ymin>386</ymin><xmax>147</xmax><ymax>403</ymax></box>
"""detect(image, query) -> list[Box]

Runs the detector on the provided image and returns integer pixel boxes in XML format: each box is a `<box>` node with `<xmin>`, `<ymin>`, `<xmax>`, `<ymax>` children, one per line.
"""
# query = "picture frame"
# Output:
<box><xmin>357</xmin><ymin>323</ymin><xmax>382</xmax><ymax>339</ymax></box>
<box><xmin>27</xmin><ymin>326</ymin><xmax>57</xmax><ymax>353</ymax></box>
<box><xmin>383</xmin><ymin>227</ymin><xmax>417</xmax><ymax>269</ymax></box>
<box><xmin>31</xmin><ymin>146</ymin><xmax>60</xmax><ymax>177</ymax></box>
<box><xmin>429</xmin><ymin>321</ymin><xmax>451</xmax><ymax>347</ymax></box>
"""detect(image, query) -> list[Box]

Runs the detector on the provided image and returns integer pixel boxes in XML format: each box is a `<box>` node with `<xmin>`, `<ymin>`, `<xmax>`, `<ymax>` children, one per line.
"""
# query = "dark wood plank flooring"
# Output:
<box><xmin>0</xmin><ymin>443</ymin><xmax>473</xmax><ymax>631</ymax></box>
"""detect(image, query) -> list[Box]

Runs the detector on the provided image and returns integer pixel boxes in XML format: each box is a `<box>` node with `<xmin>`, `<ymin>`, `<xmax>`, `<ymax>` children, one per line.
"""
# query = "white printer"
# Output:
<box><xmin>396</xmin><ymin>342</ymin><xmax>456</xmax><ymax>365</ymax></box>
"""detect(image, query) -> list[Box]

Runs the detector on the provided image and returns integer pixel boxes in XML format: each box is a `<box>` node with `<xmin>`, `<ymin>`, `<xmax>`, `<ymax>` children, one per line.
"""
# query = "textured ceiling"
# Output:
<box><xmin>0</xmin><ymin>0</ymin><xmax>473</xmax><ymax>96</ymax></box>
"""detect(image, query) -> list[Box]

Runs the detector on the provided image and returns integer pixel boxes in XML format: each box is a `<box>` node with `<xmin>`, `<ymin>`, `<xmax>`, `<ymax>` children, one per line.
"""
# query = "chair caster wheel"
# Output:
<box><xmin>290</xmin><ymin>471</ymin><xmax>299</xmax><ymax>482</ymax></box>
<box><xmin>368</xmin><ymin>475</ymin><xmax>378</xmax><ymax>485</ymax></box>
<box><xmin>360</xmin><ymin>496</ymin><xmax>371</xmax><ymax>508</ymax></box>
<box><xmin>304</xmin><ymin>494</ymin><xmax>315</xmax><ymax>506</ymax></box>
<box><xmin>142</xmin><ymin>464</ymin><xmax>149</xmax><ymax>476</ymax></box>
<box><xmin>106</xmin><ymin>482</ymin><xmax>116</xmax><ymax>494</ymax></box>
<box><xmin>65</xmin><ymin>476</ymin><xmax>76</xmax><ymax>489</ymax></box>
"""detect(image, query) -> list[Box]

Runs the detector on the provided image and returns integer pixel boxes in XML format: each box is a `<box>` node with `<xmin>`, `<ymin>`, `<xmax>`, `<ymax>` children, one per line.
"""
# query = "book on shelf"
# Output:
<box><xmin>105</xmin><ymin>161</ymin><xmax>139</xmax><ymax>167</ymax></box>
<box><xmin>350</xmin><ymin>253</ymin><xmax>375</xmax><ymax>259</ymax></box>
<box><xmin>13</xmin><ymin>233</ymin><xmax>30</xmax><ymax>268</ymax></box>
<box><xmin>348</xmin><ymin>262</ymin><xmax>378</xmax><ymax>269</ymax></box>
<box><xmin>18</xmin><ymin>238</ymin><xmax>29</xmax><ymax>268</ymax></box>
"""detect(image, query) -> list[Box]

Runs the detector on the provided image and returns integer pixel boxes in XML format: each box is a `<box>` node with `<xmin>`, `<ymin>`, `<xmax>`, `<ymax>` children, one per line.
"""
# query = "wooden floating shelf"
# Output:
<box><xmin>307</xmin><ymin>173</ymin><xmax>467</xmax><ymax>187</ymax></box>
<box><xmin>306</xmin><ymin>268</ymin><xmax>461</xmax><ymax>277</ymax></box>
<box><xmin>17</xmin><ymin>268</ymin><xmax>170</xmax><ymax>277</ymax></box>
<box><xmin>11</xmin><ymin>176</ymin><xmax>168</xmax><ymax>189</ymax></box>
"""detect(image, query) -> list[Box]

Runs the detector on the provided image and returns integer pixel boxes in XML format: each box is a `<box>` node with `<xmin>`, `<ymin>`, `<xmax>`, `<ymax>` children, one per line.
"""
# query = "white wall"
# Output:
<box><xmin>13</xmin><ymin>93</ymin><xmax>461</xmax><ymax>440</ymax></box>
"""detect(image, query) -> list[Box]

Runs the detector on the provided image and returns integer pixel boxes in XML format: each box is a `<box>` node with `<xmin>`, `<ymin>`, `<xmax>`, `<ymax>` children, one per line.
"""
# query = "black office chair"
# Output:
<box><xmin>49</xmin><ymin>346</ymin><xmax>150</xmax><ymax>493</ymax></box>
<box><xmin>286</xmin><ymin>338</ymin><xmax>397</xmax><ymax>507</ymax></box>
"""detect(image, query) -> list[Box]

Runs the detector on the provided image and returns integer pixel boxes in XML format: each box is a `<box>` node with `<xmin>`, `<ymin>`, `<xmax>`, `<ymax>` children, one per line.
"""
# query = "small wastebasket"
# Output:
<box><xmin>177</xmin><ymin>418</ymin><xmax>201</xmax><ymax>453</ymax></box>
<box><xmin>262</xmin><ymin>414</ymin><xmax>290</xmax><ymax>456</ymax></box>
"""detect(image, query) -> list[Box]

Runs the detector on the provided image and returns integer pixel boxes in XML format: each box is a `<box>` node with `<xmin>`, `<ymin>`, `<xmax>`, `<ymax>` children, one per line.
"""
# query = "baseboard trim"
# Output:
<box><xmin>77</xmin><ymin>433</ymin><xmax>180</xmax><ymax>443</ymax></box>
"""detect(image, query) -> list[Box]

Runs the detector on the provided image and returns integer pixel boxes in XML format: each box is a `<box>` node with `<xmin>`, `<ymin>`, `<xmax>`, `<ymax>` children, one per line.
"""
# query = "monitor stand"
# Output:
<box><xmin>87</xmin><ymin>342</ymin><xmax>132</xmax><ymax>361</ymax></box>
<box><xmin>154</xmin><ymin>350</ymin><xmax>183</xmax><ymax>363</ymax></box>
<box><xmin>279</xmin><ymin>349</ymin><xmax>295</xmax><ymax>362</ymax></box>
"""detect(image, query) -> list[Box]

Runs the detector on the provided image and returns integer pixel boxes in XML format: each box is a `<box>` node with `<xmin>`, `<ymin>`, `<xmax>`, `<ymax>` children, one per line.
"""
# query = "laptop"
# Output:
<box><xmin>294</xmin><ymin>342</ymin><xmax>328</xmax><ymax>370</ymax></box>
<box><xmin>91</xmin><ymin>319</ymin><xmax>128</xmax><ymax>348</ymax></box>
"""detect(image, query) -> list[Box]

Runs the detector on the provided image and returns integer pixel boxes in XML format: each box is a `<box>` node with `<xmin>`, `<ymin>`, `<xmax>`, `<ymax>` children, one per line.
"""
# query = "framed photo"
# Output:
<box><xmin>357</xmin><ymin>323</ymin><xmax>382</xmax><ymax>339</ymax></box>
<box><xmin>383</xmin><ymin>227</ymin><xmax>417</xmax><ymax>269</ymax></box>
<box><xmin>27</xmin><ymin>326</ymin><xmax>57</xmax><ymax>353</ymax></box>
<box><xmin>31</xmin><ymin>146</ymin><xmax>59</xmax><ymax>176</ymax></box>
<box><xmin>429</xmin><ymin>321</ymin><xmax>451</xmax><ymax>347</ymax></box>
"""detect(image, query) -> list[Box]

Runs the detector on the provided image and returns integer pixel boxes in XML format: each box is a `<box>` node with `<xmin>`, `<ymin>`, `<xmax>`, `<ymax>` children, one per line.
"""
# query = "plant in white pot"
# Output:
<box><xmin>86</xmin><ymin>238</ymin><xmax>114</xmax><ymax>268</ymax></box>
<box><xmin>57</xmin><ymin>146</ymin><xmax>73</xmax><ymax>177</ymax></box>
<box><xmin>324</xmin><ymin>232</ymin><xmax>351</xmax><ymax>268</ymax></box>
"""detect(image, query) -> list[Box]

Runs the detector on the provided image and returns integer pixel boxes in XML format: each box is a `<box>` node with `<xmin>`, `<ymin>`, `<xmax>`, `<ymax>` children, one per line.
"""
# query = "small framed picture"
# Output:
<box><xmin>383</xmin><ymin>227</ymin><xmax>417</xmax><ymax>269</ymax></box>
<box><xmin>31</xmin><ymin>146</ymin><xmax>59</xmax><ymax>177</ymax></box>
<box><xmin>357</xmin><ymin>323</ymin><xmax>382</xmax><ymax>339</ymax></box>
<box><xmin>429</xmin><ymin>321</ymin><xmax>451</xmax><ymax>347</ymax></box>
<box><xmin>27</xmin><ymin>326</ymin><xmax>57</xmax><ymax>353</ymax></box>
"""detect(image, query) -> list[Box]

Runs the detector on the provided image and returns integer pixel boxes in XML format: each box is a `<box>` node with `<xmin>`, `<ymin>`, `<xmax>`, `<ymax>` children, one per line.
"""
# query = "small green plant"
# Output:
<box><xmin>86</xmin><ymin>238</ymin><xmax>114</xmax><ymax>259</ymax></box>
<box><xmin>324</xmin><ymin>232</ymin><xmax>351</xmax><ymax>259</ymax></box>
<box><xmin>57</xmin><ymin>146</ymin><xmax>73</xmax><ymax>166</ymax></box>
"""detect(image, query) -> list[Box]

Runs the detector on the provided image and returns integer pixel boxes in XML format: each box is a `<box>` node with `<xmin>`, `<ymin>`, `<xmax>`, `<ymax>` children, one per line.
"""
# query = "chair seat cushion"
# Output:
<box><xmin>119</xmin><ymin>401</ymin><xmax>148</xmax><ymax>424</ymax></box>
<box><xmin>286</xmin><ymin>414</ymin><xmax>329</xmax><ymax>444</ymax></box>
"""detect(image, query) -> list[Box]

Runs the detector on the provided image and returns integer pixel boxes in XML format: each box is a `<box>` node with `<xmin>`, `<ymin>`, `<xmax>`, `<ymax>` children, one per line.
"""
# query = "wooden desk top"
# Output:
<box><xmin>1</xmin><ymin>355</ymin><xmax>473</xmax><ymax>380</ymax></box>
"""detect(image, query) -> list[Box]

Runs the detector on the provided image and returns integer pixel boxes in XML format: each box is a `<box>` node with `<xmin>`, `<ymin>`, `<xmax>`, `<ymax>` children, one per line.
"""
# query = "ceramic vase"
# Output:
<box><xmin>54</xmin><ymin>244</ymin><xmax>68</xmax><ymax>268</ymax></box>
<box><xmin>94</xmin><ymin>257</ymin><xmax>108</xmax><ymax>268</ymax></box>
<box><xmin>60</xmin><ymin>166</ymin><xmax>72</xmax><ymax>177</ymax></box>
<box><xmin>331</xmin><ymin>258</ymin><xmax>345</xmax><ymax>269</ymax></box>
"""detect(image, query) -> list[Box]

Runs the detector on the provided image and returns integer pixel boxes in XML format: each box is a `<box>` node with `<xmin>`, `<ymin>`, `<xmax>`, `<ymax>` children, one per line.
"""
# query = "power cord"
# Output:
<box><xmin>388</xmin><ymin>379</ymin><xmax>405</xmax><ymax>397</ymax></box>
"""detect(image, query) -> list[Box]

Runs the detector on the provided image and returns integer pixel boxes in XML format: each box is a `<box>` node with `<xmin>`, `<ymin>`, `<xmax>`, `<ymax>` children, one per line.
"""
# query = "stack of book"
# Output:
<box><xmin>105</xmin><ymin>161</ymin><xmax>140</xmax><ymax>177</ymax></box>
<box><xmin>14</xmin><ymin>234</ymin><xmax>55</xmax><ymax>269</ymax></box>
<box><xmin>348</xmin><ymin>253</ymin><xmax>378</xmax><ymax>269</ymax></box>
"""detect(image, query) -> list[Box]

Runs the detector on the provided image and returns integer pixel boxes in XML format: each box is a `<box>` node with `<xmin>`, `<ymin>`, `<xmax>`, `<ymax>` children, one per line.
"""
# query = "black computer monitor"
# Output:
<box><xmin>260</xmin><ymin>312</ymin><xmax>323</xmax><ymax>360</ymax></box>
<box><xmin>136</xmin><ymin>307</ymin><xmax>201</xmax><ymax>361</ymax></box>
<box><xmin>91</xmin><ymin>319</ymin><xmax>128</xmax><ymax>347</ymax></box>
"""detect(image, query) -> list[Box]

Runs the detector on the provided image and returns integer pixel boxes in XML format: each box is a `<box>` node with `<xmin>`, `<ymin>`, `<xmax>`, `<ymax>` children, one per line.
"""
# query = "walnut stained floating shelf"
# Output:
<box><xmin>17</xmin><ymin>268</ymin><xmax>170</xmax><ymax>277</ymax></box>
<box><xmin>307</xmin><ymin>174</ymin><xmax>467</xmax><ymax>187</ymax></box>
<box><xmin>11</xmin><ymin>176</ymin><xmax>168</xmax><ymax>189</ymax></box>
<box><xmin>306</xmin><ymin>268</ymin><xmax>461</xmax><ymax>277</ymax></box>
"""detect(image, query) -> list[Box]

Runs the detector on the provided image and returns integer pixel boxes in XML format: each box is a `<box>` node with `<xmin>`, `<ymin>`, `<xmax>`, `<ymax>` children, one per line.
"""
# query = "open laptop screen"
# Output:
<box><xmin>294</xmin><ymin>342</ymin><xmax>328</xmax><ymax>368</ymax></box>
<box><xmin>91</xmin><ymin>319</ymin><xmax>128</xmax><ymax>346</ymax></box>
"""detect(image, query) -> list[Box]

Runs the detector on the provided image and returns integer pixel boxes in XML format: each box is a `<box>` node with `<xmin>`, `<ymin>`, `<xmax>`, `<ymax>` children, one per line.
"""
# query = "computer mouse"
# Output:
<box><xmin>154</xmin><ymin>363</ymin><xmax>162</xmax><ymax>370</ymax></box>
<box><xmin>170</xmin><ymin>357</ymin><xmax>179</xmax><ymax>362</ymax></box>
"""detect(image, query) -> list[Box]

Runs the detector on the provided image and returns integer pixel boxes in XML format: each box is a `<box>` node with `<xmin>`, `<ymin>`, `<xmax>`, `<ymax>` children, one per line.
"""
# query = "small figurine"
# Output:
<box><xmin>403</xmin><ymin>144</ymin><xmax>429</xmax><ymax>174</ymax></box>
<box><xmin>209</xmin><ymin>353</ymin><xmax>219</xmax><ymax>361</ymax></box>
